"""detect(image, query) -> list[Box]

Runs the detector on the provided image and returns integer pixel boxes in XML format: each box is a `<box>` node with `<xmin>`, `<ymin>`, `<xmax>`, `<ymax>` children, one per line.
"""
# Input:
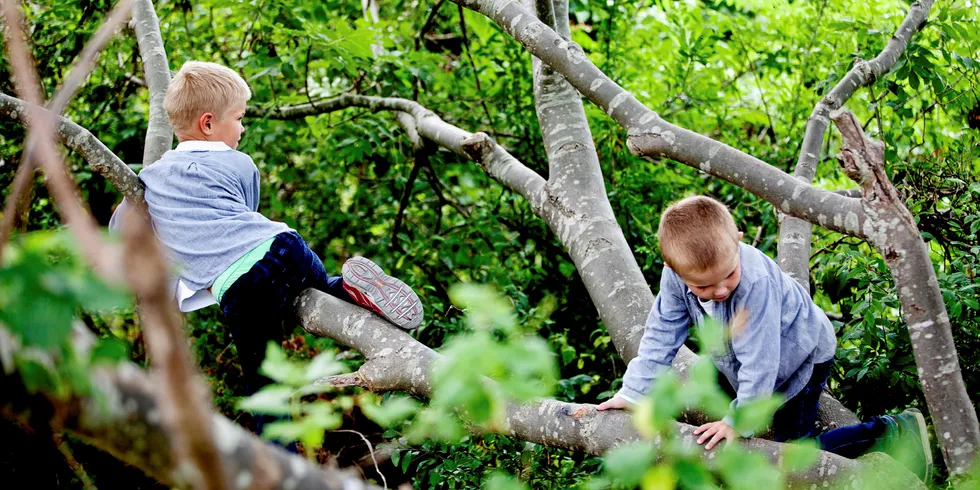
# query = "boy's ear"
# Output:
<box><xmin>198</xmin><ymin>112</ymin><xmax>214</xmax><ymax>135</ymax></box>
<box><xmin>737</xmin><ymin>231</ymin><xmax>744</xmax><ymax>241</ymax></box>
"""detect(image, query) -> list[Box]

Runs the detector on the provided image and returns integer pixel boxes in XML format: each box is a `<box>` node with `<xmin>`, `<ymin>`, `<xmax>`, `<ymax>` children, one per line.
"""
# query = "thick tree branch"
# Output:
<box><xmin>832</xmin><ymin>110</ymin><xmax>979</xmax><ymax>476</ymax></box>
<box><xmin>297</xmin><ymin>290</ymin><xmax>924</xmax><ymax>489</ymax></box>
<box><xmin>522</xmin><ymin>0</ymin><xmax>673</xmax><ymax>378</ymax></box>
<box><xmin>449</xmin><ymin>0</ymin><xmax>866</xmax><ymax>238</ymax></box>
<box><xmin>132</xmin><ymin>0</ymin><xmax>173</xmax><ymax>166</ymax></box>
<box><xmin>0</xmin><ymin>339</ymin><xmax>379</xmax><ymax>490</ymax></box>
<box><xmin>777</xmin><ymin>0</ymin><xmax>935</xmax><ymax>290</ymax></box>
<box><xmin>0</xmin><ymin>93</ymin><xmax>143</xmax><ymax>202</ymax></box>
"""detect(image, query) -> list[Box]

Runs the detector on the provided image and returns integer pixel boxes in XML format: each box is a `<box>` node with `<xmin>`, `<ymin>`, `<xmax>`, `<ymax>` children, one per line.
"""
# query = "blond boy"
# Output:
<box><xmin>597</xmin><ymin>196</ymin><xmax>931</xmax><ymax>480</ymax></box>
<box><xmin>116</xmin><ymin>61</ymin><xmax>423</xmax><ymax>439</ymax></box>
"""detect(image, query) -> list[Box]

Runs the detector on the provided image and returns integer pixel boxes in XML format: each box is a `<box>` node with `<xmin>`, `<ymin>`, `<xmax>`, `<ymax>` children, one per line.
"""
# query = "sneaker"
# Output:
<box><xmin>341</xmin><ymin>256</ymin><xmax>423</xmax><ymax>330</ymax></box>
<box><xmin>879</xmin><ymin>409</ymin><xmax>933</xmax><ymax>481</ymax></box>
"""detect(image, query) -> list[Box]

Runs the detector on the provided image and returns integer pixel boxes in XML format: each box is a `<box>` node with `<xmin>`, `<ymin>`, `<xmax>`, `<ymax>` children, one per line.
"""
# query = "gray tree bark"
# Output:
<box><xmin>832</xmin><ymin>110</ymin><xmax>979</xmax><ymax>477</ymax></box>
<box><xmin>777</xmin><ymin>0</ymin><xmax>935</xmax><ymax>289</ymax></box>
<box><xmin>131</xmin><ymin>0</ymin><xmax>173</xmax><ymax>166</ymax></box>
<box><xmin>0</xmin><ymin>92</ymin><xmax>143</xmax><ymax>203</ymax></box>
<box><xmin>524</xmin><ymin>0</ymin><xmax>668</xmax><ymax>364</ymax></box>
<box><xmin>449</xmin><ymin>0</ymin><xmax>978</xmax><ymax>471</ymax></box>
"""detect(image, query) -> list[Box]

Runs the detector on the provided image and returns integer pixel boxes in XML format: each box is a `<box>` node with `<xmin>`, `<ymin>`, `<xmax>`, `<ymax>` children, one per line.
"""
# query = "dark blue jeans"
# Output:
<box><xmin>720</xmin><ymin>360</ymin><xmax>887</xmax><ymax>457</ymax></box>
<box><xmin>219</xmin><ymin>232</ymin><xmax>351</xmax><ymax>435</ymax></box>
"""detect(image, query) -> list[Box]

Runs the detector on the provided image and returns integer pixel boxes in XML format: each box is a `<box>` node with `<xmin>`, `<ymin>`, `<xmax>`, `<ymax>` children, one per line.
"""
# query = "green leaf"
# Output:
<box><xmin>259</xmin><ymin>342</ymin><xmax>307</xmax><ymax>386</ymax></box>
<box><xmin>602</xmin><ymin>441</ymin><xmax>657</xmax><ymax>487</ymax></box>
<box><xmin>716</xmin><ymin>446</ymin><xmax>783</xmax><ymax>490</ymax></box>
<box><xmin>18</xmin><ymin>358</ymin><xmax>60</xmax><ymax>394</ymax></box>
<box><xmin>238</xmin><ymin>386</ymin><xmax>295</xmax><ymax>415</ymax></box>
<box><xmin>641</xmin><ymin>464</ymin><xmax>679</xmax><ymax>490</ymax></box>
<box><xmin>360</xmin><ymin>395</ymin><xmax>420</xmax><ymax>427</ymax></box>
<box><xmin>305</xmin><ymin>349</ymin><xmax>347</xmax><ymax>381</ymax></box>
<box><xmin>732</xmin><ymin>395</ymin><xmax>784</xmax><ymax>436</ymax></box>
<box><xmin>696</xmin><ymin>316</ymin><xmax>728</xmax><ymax>356</ymax></box>
<box><xmin>89</xmin><ymin>337</ymin><xmax>129</xmax><ymax>365</ymax></box>
<box><xmin>781</xmin><ymin>439</ymin><xmax>821</xmax><ymax>472</ymax></box>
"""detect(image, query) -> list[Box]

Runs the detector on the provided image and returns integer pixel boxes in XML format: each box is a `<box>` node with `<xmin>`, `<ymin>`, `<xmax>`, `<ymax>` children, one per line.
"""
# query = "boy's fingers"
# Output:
<box><xmin>696</xmin><ymin>426</ymin><xmax>716</xmax><ymax>444</ymax></box>
<box><xmin>705</xmin><ymin>431</ymin><xmax>727</xmax><ymax>450</ymax></box>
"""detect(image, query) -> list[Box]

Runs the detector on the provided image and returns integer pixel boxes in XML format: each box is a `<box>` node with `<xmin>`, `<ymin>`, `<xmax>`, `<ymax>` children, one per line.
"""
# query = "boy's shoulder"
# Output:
<box><xmin>737</xmin><ymin>243</ymin><xmax>784</xmax><ymax>287</ymax></box>
<box><xmin>142</xmin><ymin>147</ymin><xmax>255</xmax><ymax>172</ymax></box>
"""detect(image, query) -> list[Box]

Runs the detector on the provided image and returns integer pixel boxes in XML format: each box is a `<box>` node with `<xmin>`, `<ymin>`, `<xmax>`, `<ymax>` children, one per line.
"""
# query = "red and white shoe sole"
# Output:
<box><xmin>342</xmin><ymin>256</ymin><xmax>423</xmax><ymax>330</ymax></box>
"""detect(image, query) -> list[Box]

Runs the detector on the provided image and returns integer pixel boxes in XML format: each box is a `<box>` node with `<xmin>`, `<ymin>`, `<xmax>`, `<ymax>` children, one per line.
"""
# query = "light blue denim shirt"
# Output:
<box><xmin>618</xmin><ymin>243</ymin><xmax>836</xmax><ymax>428</ymax></box>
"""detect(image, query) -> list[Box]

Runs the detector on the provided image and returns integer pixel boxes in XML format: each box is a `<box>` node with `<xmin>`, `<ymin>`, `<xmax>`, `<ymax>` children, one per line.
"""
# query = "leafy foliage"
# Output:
<box><xmin>0</xmin><ymin>0</ymin><xmax>978</xmax><ymax>487</ymax></box>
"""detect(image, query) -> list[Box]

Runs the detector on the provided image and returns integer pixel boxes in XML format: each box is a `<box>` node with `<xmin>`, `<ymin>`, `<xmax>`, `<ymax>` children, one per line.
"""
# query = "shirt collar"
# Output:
<box><xmin>174</xmin><ymin>140</ymin><xmax>232</xmax><ymax>152</ymax></box>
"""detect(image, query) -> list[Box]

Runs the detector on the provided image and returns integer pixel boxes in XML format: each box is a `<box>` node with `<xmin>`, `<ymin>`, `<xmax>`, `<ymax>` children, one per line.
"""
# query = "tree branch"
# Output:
<box><xmin>0</xmin><ymin>93</ymin><xmax>143</xmax><ymax>202</ymax></box>
<box><xmin>132</xmin><ymin>0</ymin><xmax>173</xmax><ymax>166</ymax></box>
<box><xmin>777</xmin><ymin>0</ymin><xmax>935</xmax><ymax>290</ymax></box>
<box><xmin>0</xmin><ymin>0</ymin><xmax>134</xmax><ymax>259</ymax></box>
<box><xmin>831</xmin><ymin>109</ymin><xmax>979</xmax><ymax>476</ymax></box>
<box><xmin>0</xmin><ymin>334</ymin><xmax>380</xmax><ymax>490</ymax></box>
<box><xmin>449</xmin><ymin>0</ymin><xmax>865</xmax><ymax>237</ymax></box>
<box><xmin>120</xmin><ymin>207</ymin><xmax>231</xmax><ymax>490</ymax></box>
<box><xmin>251</xmin><ymin>93</ymin><xmax>550</xmax><ymax>212</ymax></box>
<box><xmin>0</xmin><ymin>0</ymin><xmax>123</xmax><ymax>283</ymax></box>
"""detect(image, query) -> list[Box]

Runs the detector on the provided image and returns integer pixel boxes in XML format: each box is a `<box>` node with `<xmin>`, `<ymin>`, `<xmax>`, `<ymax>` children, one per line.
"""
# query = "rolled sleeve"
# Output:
<box><xmin>617</xmin><ymin>269</ymin><xmax>691</xmax><ymax>401</ymax></box>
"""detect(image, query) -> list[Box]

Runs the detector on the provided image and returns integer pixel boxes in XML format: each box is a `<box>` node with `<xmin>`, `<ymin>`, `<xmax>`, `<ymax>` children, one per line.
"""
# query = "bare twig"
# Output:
<box><xmin>54</xmin><ymin>434</ymin><xmax>97</xmax><ymax>490</ymax></box>
<box><xmin>457</xmin><ymin>4</ymin><xmax>493</xmax><ymax>123</ymax></box>
<box><xmin>415</xmin><ymin>0</ymin><xmax>448</xmax><ymax>50</ymax></box>
<box><xmin>333</xmin><ymin>430</ymin><xmax>387</xmax><ymax>490</ymax></box>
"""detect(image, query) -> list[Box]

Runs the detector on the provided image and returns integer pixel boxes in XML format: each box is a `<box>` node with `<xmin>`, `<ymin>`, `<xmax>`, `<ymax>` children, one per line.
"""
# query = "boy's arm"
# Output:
<box><xmin>616</xmin><ymin>270</ymin><xmax>692</xmax><ymax>402</ymax></box>
<box><xmin>721</xmin><ymin>277</ymin><xmax>782</xmax><ymax>436</ymax></box>
<box><xmin>107</xmin><ymin>198</ymin><xmax>131</xmax><ymax>234</ymax></box>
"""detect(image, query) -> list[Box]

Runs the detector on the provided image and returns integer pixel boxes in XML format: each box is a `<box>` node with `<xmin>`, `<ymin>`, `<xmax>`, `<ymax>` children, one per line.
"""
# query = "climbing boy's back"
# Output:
<box><xmin>138</xmin><ymin>61</ymin><xmax>289</xmax><ymax>307</ymax></box>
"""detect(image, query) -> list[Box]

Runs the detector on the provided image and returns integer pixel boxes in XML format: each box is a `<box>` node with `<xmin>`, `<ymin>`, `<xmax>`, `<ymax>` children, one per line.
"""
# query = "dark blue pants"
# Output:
<box><xmin>219</xmin><ymin>232</ymin><xmax>351</xmax><ymax>437</ymax></box>
<box><xmin>720</xmin><ymin>361</ymin><xmax>887</xmax><ymax>457</ymax></box>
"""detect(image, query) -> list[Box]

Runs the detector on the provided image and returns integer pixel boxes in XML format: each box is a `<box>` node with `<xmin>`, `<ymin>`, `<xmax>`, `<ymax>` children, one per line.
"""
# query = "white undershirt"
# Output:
<box><xmin>697</xmin><ymin>296</ymin><xmax>718</xmax><ymax>319</ymax></box>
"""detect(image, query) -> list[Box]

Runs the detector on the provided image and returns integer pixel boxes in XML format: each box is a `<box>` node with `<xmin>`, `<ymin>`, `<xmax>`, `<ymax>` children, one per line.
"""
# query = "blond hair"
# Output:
<box><xmin>163</xmin><ymin>61</ymin><xmax>251</xmax><ymax>134</ymax></box>
<box><xmin>658</xmin><ymin>196</ymin><xmax>740</xmax><ymax>274</ymax></box>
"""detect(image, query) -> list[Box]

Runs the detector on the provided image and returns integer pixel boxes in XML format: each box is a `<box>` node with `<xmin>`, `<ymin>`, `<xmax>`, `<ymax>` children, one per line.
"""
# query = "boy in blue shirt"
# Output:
<box><xmin>597</xmin><ymin>196</ymin><xmax>932</xmax><ymax>480</ymax></box>
<box><xmin>116</xmin><ymin>61</ymin><xmax>423</xmax><ymax>433</ymax></box>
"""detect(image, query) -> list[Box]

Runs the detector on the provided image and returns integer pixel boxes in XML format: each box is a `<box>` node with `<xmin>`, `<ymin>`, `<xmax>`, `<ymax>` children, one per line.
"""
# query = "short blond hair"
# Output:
<box><xmin>163</xmin><ymin>61</ymin><xmax>251</xmax><ymax>133</ymax></box>
<box><xmin>658</xmin><ymin>196</ymin><xmax>740</xmax><ymax>274</ymax></box>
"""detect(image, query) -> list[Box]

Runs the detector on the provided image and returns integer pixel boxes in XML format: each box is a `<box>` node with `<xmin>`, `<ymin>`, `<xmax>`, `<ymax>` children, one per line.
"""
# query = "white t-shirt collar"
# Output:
<box><xmin>174</xmin><ymin>140</ymin><xmax>233</xmax><ymax>152</ymax></box>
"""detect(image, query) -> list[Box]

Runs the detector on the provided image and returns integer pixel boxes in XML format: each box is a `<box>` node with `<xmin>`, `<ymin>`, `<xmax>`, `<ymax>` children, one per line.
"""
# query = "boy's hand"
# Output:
<box><xmin>595</xmin><ymin>396</ymin><xmax>632</xmax><ymax>411</ymax></box>
<box><xmin>694</xmin><ymin>420</ymin><xmax>738</xmax><ymax>450</ymax></box>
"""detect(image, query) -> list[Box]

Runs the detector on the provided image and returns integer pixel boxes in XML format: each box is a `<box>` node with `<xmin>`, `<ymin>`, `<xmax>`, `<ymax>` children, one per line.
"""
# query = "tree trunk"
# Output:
<box><xmin>132</xmin><ymin>0</ymin><xmax>173</xmax><ymax>167</ymax></box>
<box><xmin>832</xmin><ymin>110</ymin><xmax>980</xmax><ymax>477</ymax></box>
